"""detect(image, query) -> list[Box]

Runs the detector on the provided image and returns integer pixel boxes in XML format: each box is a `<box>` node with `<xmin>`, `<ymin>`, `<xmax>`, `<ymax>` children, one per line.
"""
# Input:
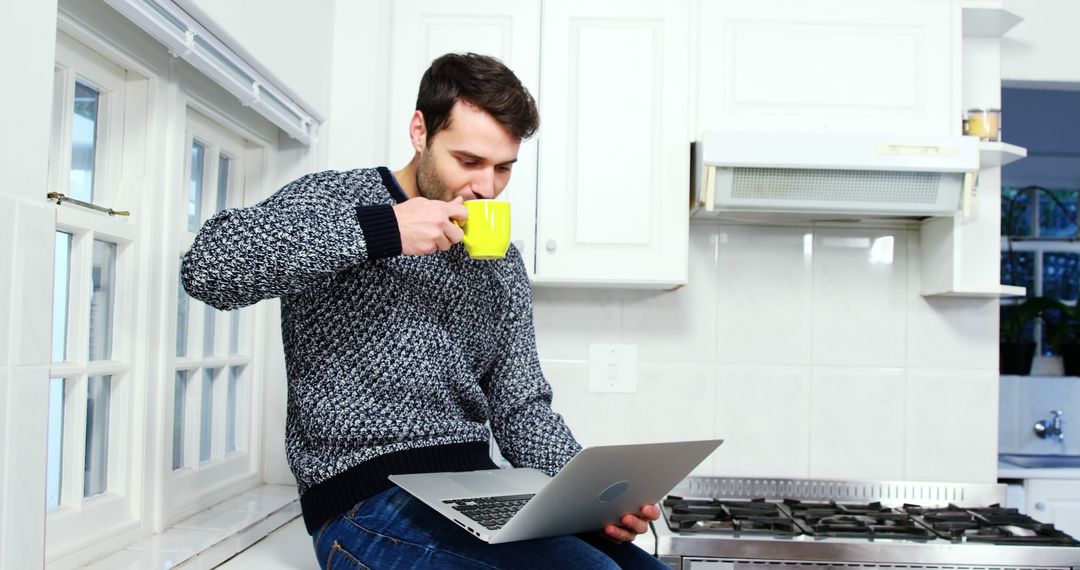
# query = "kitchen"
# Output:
<box><xmin>2</xmin><ymin>0</ymin><xmax>1080</xmax><ymax>568</ymax></box>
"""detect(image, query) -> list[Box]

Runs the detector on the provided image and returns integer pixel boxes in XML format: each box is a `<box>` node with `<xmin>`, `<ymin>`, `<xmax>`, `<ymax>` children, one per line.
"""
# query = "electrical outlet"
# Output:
<box><xmin>588</xmin><ymin>344</ymin><xmax>637</xmax><ymax>393</ymax></box>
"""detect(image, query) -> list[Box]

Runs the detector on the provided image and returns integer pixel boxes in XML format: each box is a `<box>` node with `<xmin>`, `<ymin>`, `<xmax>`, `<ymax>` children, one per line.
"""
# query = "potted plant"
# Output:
<box><xmin>1000</xmin><ymin>296</ymin><xmax>1062</xmax><ymax>375</ymax></box>
<box><xmin>1041</xmin><ymin>302</ymin><xmax>1080</xmax><ymax>376</ymax></box>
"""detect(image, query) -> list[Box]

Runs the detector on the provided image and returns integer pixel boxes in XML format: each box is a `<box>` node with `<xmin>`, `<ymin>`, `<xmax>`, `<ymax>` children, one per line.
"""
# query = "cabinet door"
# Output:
<box><xmin>535</xmin><ymin>0</ymin><xmax>690</xmax><ymax>287</ymax></box>
<box><xmin>388</xmin><ymin>0</ymin><xmax>541</xmax><ymax>275</ymax></box>
<box><xmin>1025</xmin><ymin>479</ymin><xmax>1080</xmax><ymax>539</ymax></box>
<box><xmin>697</xmin><ymin>0</ymin><xmax>958</xmax><ymax>136</ymax></box>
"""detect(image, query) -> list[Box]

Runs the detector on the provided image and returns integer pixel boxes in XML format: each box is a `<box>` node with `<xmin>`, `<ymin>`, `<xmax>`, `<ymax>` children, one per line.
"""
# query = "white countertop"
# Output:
<box><xmin>998</xmin><ymin>461</ymin><xmax>1080</xmax><ymax>480</ymax></box>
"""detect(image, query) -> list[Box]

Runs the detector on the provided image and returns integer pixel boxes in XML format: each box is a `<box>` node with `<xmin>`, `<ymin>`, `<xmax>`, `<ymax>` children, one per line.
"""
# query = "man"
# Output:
<box><xmin>182</xmin><ymin>53</ymin><xmax>664</xmax><ymax>569</ymax></box>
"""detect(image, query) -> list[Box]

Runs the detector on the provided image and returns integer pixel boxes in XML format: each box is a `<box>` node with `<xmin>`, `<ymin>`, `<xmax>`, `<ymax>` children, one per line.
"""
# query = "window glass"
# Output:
<box><xmin>89</xmin><ymin>240</ymin><xmax>116</xmax><ymax>361</ymax></box>
<box><xmin>84</xmin><ymin>375</ymin><xmax>111</xmax><ymax>497</ymax></box>
<box><xmin>173</xmin><ymin>371</ymin><xmax>187</xmax><ymax>470</ymax></box>
<box><xmin>229</xmin><ymin>310</ymin><xmax>239</xmax><ymax>355</ymax></box>
<box><xmin>69</xmin><ymin>81</ymin><xmax>99</xmax><ymax>203</ymax></box>
<box><xmin>176</xmin><ymin>263</ymin><xmax>189</xmax><ymax>357</ymax></box>
<box><xmin>200</xmin><ymin>369</ymin><xmax>216</xmax><ymax>463</ymax></box>
<box><xmin>46</xmin><ymin>378</ymin><xmax>65</xmax><ymax>509</ymax></box>
<box><xmin>217</xmin><ymin>154</ymin><xmax>230</xmax><ymax>212</ymax></box>
<box><xmin>1001</xmin><ymin>251</ymin><xmax>1035</xmax><ymax>292</ymax></box>
<box><xmin>53</xmin><ymin>232</ymin><xmax>72</xmax><ymax>362</ymax></box>
<box><xmin>1043</xmin><ymin>252</ymin><xmax>1080</xmax><ymax>301</ymax></box>
<box><xmin>226</xmin><ymin>366</ymin><xmax>239</xmax><ymax>454</ymax></box>
<box><xmin>1038</xmin><ymin>189</ymin><xmax>1079</xmax><ymax>238</ymax></box>
<box><xmin>1002</xmin><ymin>187</ymin><xmax>1033</xmax><ymax>237</ymax></box>
<box><xmin>204</xmin><ymin>305</ymin><xmax>215</xmax><ymax>357</ymax></box>
<box><xmin>187</xmin><ymin>140</ymin><xmax>206</xmax><ymax>232</ymax></box>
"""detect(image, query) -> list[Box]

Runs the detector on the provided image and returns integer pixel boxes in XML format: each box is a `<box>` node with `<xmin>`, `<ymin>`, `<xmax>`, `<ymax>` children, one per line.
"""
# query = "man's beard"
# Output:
<box><xmin>416</xmin><ymin>151</ymin><xmax>452</xmax><ymax>201</ymax></box>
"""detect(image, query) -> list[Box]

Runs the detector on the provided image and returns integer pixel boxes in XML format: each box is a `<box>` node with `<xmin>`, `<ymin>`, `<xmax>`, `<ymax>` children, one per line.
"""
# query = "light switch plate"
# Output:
<box><xmin>588</xmin><ymin>344</ymin><xmax>637</xmax><ymax>393</ymax></box>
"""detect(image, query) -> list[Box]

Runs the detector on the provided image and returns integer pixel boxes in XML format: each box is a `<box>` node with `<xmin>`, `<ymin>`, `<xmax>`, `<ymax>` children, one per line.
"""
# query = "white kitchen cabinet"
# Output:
<box><xmin>387</xmin><ymin>0</ymin><xmax>542</xmax><ymax>276</ymax></box>
<box><xmin>534</xmin><ymin>0</ymin><xmax>690</xmax><ymax>286</ymax></box>
<box><xmin>1025</xmin><ymin>479</ymin><xmax>1080</xmax><ymax>539</ymax></box>
<box><xmin>388</xmin><ymin>0</ymin><xmax>690</xmax><ymax>288</ymax></box>
<box><xmin>696</xmin><ymin>0</ymin><xmax>958</xmax><ymax>137</ymax></box>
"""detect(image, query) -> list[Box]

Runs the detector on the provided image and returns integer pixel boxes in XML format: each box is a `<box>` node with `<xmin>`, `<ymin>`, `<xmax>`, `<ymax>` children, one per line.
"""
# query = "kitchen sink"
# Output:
<box><xmin>999</xmin><ymin>453</ymin><xmax>1080</xmax><ymax>468</ymax></box>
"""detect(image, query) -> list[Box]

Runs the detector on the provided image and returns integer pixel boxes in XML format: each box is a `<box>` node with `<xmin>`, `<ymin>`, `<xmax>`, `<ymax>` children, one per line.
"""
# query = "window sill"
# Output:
<box><xmin>81</xmin><ymin>485</ymin><xmax>301</xmax><ymax>569</ymax></box>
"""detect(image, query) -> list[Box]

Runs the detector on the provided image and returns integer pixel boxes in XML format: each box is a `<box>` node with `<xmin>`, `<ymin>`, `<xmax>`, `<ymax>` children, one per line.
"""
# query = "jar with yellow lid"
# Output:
<box><xmin>964</xmin><ymin>108</ymin><xmax>1001</xmax><ymax>141</ymax></box>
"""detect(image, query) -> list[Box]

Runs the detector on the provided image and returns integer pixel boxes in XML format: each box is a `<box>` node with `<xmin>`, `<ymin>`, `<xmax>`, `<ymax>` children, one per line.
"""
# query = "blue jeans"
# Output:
<box><xmin>311</xmin><ymin>486</ymin><xmax>670</xmax><ymax>569</ymax></box>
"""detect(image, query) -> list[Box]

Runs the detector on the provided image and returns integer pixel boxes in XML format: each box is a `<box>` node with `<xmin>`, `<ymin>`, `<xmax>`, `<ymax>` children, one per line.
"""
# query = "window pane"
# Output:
<box><xmin>173</xmin><ymin>371</ymin><xmax>187</xmax><ymax>470</ymax></box>
<box><xmin>1002</xmin><ymin>187</ymin><xmax>1033</xmax><ymax>237</ymax></box>
<box><xmin>89</xmin><ymin>240</ymin><xmax>116</xmax><ymax>361</ymax></box>
<box><xmin>176</xmin><ymin>264</ymin><xmax>189</xmax><ymax>357</ymax></box>
<box><xmin>204</xmin><ymin>305</ymin><xmax>215</xmax><ymax>356</ymax></box>
<box><xmin>1038</xmin><ymin>189</ymin><xmax>1079</xmax><ymax>238</ymax></box>
<box><xmin>200</xmin><ymin>369</ymin><xmax>216</xmax><ymax>463</ymax></box>
<box><xmin>217</xmin><ymin>154</ymin><xmax>230</xmax><ymax>213</ymax></box>
<box><xmin>229</xmin><ymin>309</ymin><xmax>239</xmax><ymax>355</ymax></box>
<box><xmin>69</xmin><ymin>82</ymin><xmax>99</xmax><ymax>203</ymax></box>
<box><xmin>1001</xmin><ymin>303</ymin><xmax>1036</xmax><ymax>343</ymax></box>
<box><xmin>84</xmin><ymin>375</ymin><xmax>111</xmax><ymax>497</ymax></box>
<box><xmin>1043</xmin><ymin>252</ymin><xmax>1080</xmax><ymax>301</ymax></box>
<box><xmin>226</xmin><ymin>366</ymin><xmax>239</xmax><ymax>453</ymax></box>
<box><xmin>187</xmin><ymin>140</ymin><xmax>206</xmax><ymax>232</ymax></box>
<box><xmin>47</xmin><ymin>378</ymin><xmax>65</xmax><ymax>509</ymax></box>
<box><xmin>53</xmin><ymin>232</ymin><xmax>71</xmax><ymax>363</ymax></box>
<box><xmin>1001</xmin><ymin>251</ymin><xmax>1035</xmax><ymax>292</ymax></box>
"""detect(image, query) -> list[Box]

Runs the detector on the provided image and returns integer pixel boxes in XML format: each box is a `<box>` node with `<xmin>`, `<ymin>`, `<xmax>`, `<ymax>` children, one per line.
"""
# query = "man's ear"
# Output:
<box><xmin>409</xmin><ymin>110</ymin><xmax>427</xmax><ymax>153</ymax></box>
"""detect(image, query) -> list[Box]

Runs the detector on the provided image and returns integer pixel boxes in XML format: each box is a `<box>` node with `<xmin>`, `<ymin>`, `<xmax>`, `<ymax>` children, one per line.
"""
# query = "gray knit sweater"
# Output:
<box><xmin>181</xmin><ymin>167</ymin><xmax>581</xmax><ymax>533</ymax></box>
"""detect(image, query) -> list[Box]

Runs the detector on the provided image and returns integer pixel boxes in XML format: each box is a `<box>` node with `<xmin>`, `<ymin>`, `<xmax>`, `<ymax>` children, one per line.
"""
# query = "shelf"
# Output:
<box><xmin>962</xmin><ymin>7</ymin><xmax>1023</xmax><ymax>38</ymax></box>
<box><xmin>980</xmin><ymin>141</ymin><xmax>1028</xmax><ymax>168</ymax></box>
<box><xmin>922</xmin><ymin>284</ymin><xmax>1026</xmax><ymax>298</ymax></box>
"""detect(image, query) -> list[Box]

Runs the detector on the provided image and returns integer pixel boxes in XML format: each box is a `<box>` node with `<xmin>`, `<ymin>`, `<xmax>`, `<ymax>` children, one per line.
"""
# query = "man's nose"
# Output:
<box><xmin>471</xmin><ymin>168</ymin><xmax>496</xmax><ymax>199</ymax></box>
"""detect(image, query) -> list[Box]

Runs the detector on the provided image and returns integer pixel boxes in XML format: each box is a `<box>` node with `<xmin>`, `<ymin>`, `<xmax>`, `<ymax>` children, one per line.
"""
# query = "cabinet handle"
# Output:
<box><xmin>545</xmin><ymin>239</ymin><xmax>557</xmax><ymax>253</ymax></box>
<box><xmin>1035</xmin><ymin>502</ymin><xmax>1046</xmax><ymax>511</ymax></box>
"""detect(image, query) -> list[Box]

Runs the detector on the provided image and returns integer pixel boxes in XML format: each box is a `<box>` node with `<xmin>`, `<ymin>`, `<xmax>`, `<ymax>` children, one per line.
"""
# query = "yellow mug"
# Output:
<box><xmin>461</xmin><ymin>199</ymin><xmax>511</xmax><ymax>260</ymax></box>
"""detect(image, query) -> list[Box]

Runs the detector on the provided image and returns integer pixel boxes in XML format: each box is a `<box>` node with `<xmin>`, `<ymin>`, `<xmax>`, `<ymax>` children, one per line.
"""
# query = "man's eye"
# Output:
<box><xmin>496</xmin><ymin>165</ymin><xmax>512</xmax><ymax>173</ymax></box>
<box><xmin>458</xmin><ymin>159</ymin><xmax>477</xmax><ymax>167</ymax></box>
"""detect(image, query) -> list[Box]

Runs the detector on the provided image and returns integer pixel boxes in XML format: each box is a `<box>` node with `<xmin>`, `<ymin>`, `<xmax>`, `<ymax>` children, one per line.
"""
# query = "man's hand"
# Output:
<box><xmin>393</xmin><ymin>196</ymin><xmax>468</xmax><ymax>256</ymax></box>
<box><xmin>601</xmin><ymin>504</ymin><xmax>660</xmax><ymax>543</ymax></box>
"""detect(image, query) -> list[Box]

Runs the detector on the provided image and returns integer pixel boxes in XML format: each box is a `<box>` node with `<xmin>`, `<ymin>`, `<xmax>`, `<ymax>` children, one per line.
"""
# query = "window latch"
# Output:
<box><xmin>46</xmin><ymin>192</ymin><xmax>130</xmax><ymax>217</ymax></box>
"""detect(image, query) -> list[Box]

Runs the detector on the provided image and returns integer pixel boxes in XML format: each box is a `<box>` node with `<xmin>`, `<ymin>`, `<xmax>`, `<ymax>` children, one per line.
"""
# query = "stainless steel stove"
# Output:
<box><xmin>653</xmin><ymin>476</ymin><xmax>1080</xmax><ymax>570</ymax></box>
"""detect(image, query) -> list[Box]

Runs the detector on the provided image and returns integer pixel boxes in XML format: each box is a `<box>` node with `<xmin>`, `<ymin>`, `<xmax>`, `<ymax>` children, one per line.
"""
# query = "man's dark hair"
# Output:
<box><xmin>416</xmin><ymin>53</ymin><xmax>539</xmax><ymax>144</ymax></box>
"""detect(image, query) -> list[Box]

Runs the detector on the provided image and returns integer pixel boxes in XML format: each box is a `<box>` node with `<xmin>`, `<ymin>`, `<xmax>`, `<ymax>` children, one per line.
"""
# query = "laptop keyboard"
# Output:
<box><xmin>443</xmin><ymin>494</ymin><xmax>535</xmax><ymax>530</ymax></box>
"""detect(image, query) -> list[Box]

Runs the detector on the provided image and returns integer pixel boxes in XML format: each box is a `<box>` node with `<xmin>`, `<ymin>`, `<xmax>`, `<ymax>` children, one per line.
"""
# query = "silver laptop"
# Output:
<box><xmin>389</xmin><ymin>439</ymin><xmax>722</xmax><ymax>544</ymax></box>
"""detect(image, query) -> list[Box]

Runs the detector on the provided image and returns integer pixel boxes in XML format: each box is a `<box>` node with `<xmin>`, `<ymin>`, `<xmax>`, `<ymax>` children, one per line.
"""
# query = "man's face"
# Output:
<box><xmin>414</xmin><ymin>100</ymin><xmax>521</xmax><ymax>202</ymax></box>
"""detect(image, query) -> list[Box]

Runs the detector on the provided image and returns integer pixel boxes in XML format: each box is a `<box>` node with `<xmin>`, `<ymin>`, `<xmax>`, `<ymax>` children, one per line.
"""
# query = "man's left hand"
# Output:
<box><xmin>601</xmin><ymin>504</ymin><xmax>660</xmax><ymax>543</ymax></box>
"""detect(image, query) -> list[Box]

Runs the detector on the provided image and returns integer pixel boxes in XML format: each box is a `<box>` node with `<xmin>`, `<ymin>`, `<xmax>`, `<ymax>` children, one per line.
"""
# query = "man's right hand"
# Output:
<box><xmin>393</xmin><ymin>196</ymin><xmax>468</xmax><ymax>256</ymax></box>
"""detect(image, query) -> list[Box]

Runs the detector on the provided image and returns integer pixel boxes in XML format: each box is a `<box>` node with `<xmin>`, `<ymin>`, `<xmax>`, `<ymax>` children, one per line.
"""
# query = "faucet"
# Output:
<box><xmin>1034</xmin><ymin>410</ymin><xmax>1065</xmax><ymax>442</ymax></box>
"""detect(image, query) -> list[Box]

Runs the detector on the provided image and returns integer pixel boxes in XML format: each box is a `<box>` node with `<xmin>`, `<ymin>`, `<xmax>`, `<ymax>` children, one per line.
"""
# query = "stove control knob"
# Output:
<box><xmin>1035</xmin><ymin>502</ymin><xmax>1046</xmax><ymax>511</ymax></box>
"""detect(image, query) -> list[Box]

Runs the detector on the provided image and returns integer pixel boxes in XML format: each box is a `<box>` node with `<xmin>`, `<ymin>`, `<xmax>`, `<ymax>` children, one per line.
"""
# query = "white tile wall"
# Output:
<box><xmin>546</xmin><ymin>361</ymin><xmax>717</xmax><ymax>475</ymax></box>
<box><xmin>906</xmin><ymin>230</ymin><xmax>998</xmax><ymax>370</ymax></box>
<box><xmin>999</xmin><ymin>375</ymin><xmax>1021</xmax><ymax>453</ymax></box>
<box><xmin>1017</xmin><ymin>376</ymin><xmax>1080</xmax><ymax>455</ymax></box>
<box><xmin>714</xmin><ymin>365</ymin><xmax>811</xmax><ymax>478</ymax></box>
<box><xmin>714</xmin><ymin>225</ymin><xmax>812</xmax><ymax>365</ymax></box>
<box><xmin>904</xmin><ymin>369</ymin><xmax>998</xmax><ymax>483</ymax></box>
<box><xmin>811</xmin><ymin>227</ymin><xmax>909</xmax><ymax>368</ymax></box>
<box><xmin>809</xmin><ymin>367</ymin><xmax>906</xmax><ymax>480</ymax></box>
<box><xmin>533</xmin><ymin>222</ymin><xmax>999</xmax><ymax>483</ymax></box>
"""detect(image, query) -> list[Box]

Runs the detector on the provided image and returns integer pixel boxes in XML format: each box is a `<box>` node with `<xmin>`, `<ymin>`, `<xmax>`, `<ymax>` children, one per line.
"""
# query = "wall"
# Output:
<box><xmin>173</xmin><ymin>0</ymin><xmax>336</xmax><ymax>119</ymax></box>
<box><xmin>0</xmin><ymin>0</ymin><xmax>60</xmax><ymax>567</ymax></box>
<box><xmin>320</xmin><ymin>0</ymin><xmax>1001</xmax><ymax>484</ymax></box>
<box><xmin>1001</xmin><ymin>0</ymin><xmax>1080</xmax><ymax>85</ymax></box>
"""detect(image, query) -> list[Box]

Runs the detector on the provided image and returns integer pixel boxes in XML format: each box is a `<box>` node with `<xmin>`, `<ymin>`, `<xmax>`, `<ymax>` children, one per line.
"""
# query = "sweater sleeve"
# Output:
<box><xmin>181</xmin><ymin>170</ymin><xmax>402</xmax><ymax>311</ymax></box>
<box><xmin>482</xmin><ymin>248</ymin><xmax>582</xmax><ymax>476</ymax></box>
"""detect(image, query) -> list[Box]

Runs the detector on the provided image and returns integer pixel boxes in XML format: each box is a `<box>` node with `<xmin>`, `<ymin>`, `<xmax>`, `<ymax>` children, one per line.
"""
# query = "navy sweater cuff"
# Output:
<box><xmin>355</xmin><ymin>204</ymin><xmax>402</xmax><ymax>260</ymax></box>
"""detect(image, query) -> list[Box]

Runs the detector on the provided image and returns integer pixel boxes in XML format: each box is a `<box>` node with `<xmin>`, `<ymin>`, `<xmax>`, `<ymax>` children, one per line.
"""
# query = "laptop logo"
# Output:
<box><xmin>597</xmin><ymin>480</ymin><xmax>630</xmax><ymax>502</ymax></box>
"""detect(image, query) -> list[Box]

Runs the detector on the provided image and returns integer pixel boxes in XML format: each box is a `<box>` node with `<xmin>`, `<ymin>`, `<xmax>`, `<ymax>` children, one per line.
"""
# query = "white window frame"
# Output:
<box><xmin>165</xmin><ymin>104</ymin><xmax>262</xmax><ymax>521</ymax></box>
<box><xmin>46</xmin><ymin>31</ymin><xmax>143</xmax><ymax>560</ymax></box>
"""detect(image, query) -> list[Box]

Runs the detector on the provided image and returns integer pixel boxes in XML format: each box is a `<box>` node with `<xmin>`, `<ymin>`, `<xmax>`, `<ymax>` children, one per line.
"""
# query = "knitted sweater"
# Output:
<box><xmin>181</xmin><ymin>167</ymin><xmax>581</xmax><ymax>533</ymax></box>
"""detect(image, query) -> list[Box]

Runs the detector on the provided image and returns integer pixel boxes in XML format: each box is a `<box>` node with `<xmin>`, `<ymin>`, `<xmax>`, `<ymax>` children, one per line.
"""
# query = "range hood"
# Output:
<box><xmin>692</xmin><ymin>131</ymin><xmax>981</xmax><ymax>221</ymax></box>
